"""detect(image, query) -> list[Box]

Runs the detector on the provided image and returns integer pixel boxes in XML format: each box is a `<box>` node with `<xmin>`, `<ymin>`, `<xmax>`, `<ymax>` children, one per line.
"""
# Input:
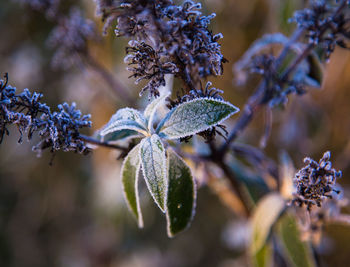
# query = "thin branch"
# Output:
<box><xmin>216</xmin><ymin>160</ymin><xmax>251</xmax><ymax>216</ymax></box>
<box><xmin>219</xmin><ymin>0</ymin><xmax>348</xmax><ymax>156</ymax></box>
<box><xmin>84</xmin><ymin>53</ymin><xmax>134</xmax><ymax>105</ymax></box>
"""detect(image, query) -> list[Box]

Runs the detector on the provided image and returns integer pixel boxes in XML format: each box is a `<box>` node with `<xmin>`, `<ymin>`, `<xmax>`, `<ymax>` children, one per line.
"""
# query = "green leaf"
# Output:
<box><xmin>252</xmin><ymin>243</ymin><xmax>272</xmax><ymax>267</ymax></box>
<box><xmin>99</xmin><ymin>108</ymin><xmax>148</xmax><ymax>138</ymax></box>
<box><xmin>140</xmin><ymin>134</ymin><xmax>167</xmax><ymax>212</ymax></box>
<box><xmin>121</xmin><ymin>143</ymin><xmax>143</xmax><ymax>228</ymax></box>
<box><xmin>156</xmin><ymin>98</ymin><xmax>239</xmax><ymax>139</ymax></box>
<box><xmin>100</xmin><ymin>129</ymin><xmax>141</xmax><ymax>143</ymax></box>
<box><xmin>144</xmin><ymin>92</ymin><xmax>171</xmax><ymax>131</ymax></box>
<box><xmin>277</xmin><ymin>214</ymin><xmax>316</xmax><ymax>267</ymax></box>
<box><xmin>166</xmin><ymin>149</ymin><xmax>196</xmax><ymax>237</ymax></box>
<box><xmin>251</xmin><ymin>193</ymin><xmax>285</xmax><ymax>254</ymax></box>
<box><xmin>305</xmin><ymin>52</ymin><xmax>323</xmax><ymax>88</ymax></box>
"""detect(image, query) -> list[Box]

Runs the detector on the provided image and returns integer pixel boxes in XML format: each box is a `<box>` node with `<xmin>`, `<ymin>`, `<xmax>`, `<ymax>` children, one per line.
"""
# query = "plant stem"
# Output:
<box><xmin>216</xmin><ymin>160</ymin><xmax>251</xmax><ymax>216</ymax></box>
<box><xmin>84</xmin><ymin>53</ymin><xmax>134</xmax><ymax>104</ymax></box>
<box><xmin>219</xmin><ymin>0</ymin><xmax>348</xmax><ymax>156</ymax></box>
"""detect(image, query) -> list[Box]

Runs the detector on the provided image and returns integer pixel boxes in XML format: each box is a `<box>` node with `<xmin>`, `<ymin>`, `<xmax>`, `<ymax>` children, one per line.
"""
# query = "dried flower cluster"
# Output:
<box><xmin>291</xmin><ymin>0</ymin><xmax>350</xmax><ymax>60</ymax></box>
<box><xmin>14</xmin><ymin>0</ymin><xmax>61</xmax><ymax>17</ymax></box>
<box><xmin>0</xmin><ymin>74</ymin><xmax>91</xmax><ymax>156</ymax></box>
<box><xmin>95</xmin><ymin>0</ymin><xmax>226</xmax><ymax>97</ymax></box>
<box><xmin>292</xmin><ymin>151</ymin><xmax>342</xmax><ymax>211</ymax></box>
<box><xmin>251</xmin><ymin>53</ymin><xmax>307</xmax><ymax>107</ymax></box>
<box><xmin>47</xmin><ymin>8</ymin><xmax>97</xmax><ymax>69</ymax></box>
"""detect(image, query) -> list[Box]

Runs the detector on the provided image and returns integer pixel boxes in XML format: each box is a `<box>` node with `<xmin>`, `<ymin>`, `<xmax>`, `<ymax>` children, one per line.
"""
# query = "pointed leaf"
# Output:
<box><xmin>251</xmin><ymin>193</ymin><xmax>285</xmax><ymax>254</ymax></box>
<box><xmin>144</xmin><ymin>92</ymin><xmax>171</xmax><ymax>131</ymax></box>
<box><xmin>156</xmin><ymin>98</ymin><xmax>239</xmax><ymax>139</ymax></box>
<box><xmin>100</xmin><ymin>108</ymin><xmax>148</xmax><ymax>138</ymax></box>
<box><xmin>166</xmin><ymin>149</ymin><xmax>196</xmax><ymax>237</ymax></box>
<box><xmin>140</xmin><ymin>135</ymin><xmax>167</xmax><ymax>212</ymax></box>
<box><xmin>121</xmin><ymin>143</ymin><xmax>143</xmax><ymax>228</ymax></box>
<box><xmin>100</xmin><ymin>129</ymin><xmax>142</xmax><ymax>143</ymax></box>
<box><xmin>277</xmin><ymin>214</ymin><xmax>316</xmax><ymax>267</ymax></box>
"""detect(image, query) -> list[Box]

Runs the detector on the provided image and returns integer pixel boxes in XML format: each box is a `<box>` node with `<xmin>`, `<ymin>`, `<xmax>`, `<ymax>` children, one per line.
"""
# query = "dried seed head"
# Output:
<box><xmin>292</xmin><ymin>151</ymin><xmax>342</xmax><ymax>211</ymax></box>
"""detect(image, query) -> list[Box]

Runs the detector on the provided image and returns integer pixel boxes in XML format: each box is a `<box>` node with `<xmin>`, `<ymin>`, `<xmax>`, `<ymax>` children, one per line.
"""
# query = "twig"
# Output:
<box><xmin>219</xmin><ymin>0</ymin><xmax>348</xmax><ymax>156</ymax></box>
<box><xmin>84</xmin><ymin>53</ymin><xmax>134</xmax><ymax>104</ymax></box>
<box><xmin>216</xmin><ymin>160</ymin><xmax>251</xmax><ymax>216</ymax></box>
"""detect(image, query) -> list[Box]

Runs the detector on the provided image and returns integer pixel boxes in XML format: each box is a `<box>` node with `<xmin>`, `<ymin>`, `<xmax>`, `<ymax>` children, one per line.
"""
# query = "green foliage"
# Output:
<box><xmin>144</xmin><ymin>92</ymin><xmax>171</xmax><ymax>131</ymax></box>
<box><xmin>99</xmin><ymin>108</ymin><xmax>148</xmax><ymax>138</ymax></box>
<box><xmin>277</xmin><ymin>214</ymin><xmax>316</xmax><ymax>267</ymax></box>
<box><xmin>166</xmin><ymin>149</ymin><xmax>196</xmax><ymax>237</ymax></box>
<box><xmin>99</xmin><ymin>95</ymin><xmax>239</xmax><ymax>236</ymax></box>
<box><xmin>250</xmin><ymin>193</ymin><xmax>286</xmax><ymax>254</ymax></box>
<box><xmin>121</xmin><ymin>144</ymin><xmax>143</xmax><ymax>228</ymax></box>
<box><xmin>157</xmin><ymin>98</ymin><xmax>239</xmax><ymax>139</ymax></box>
<box><xmin>140</xmin><ymin>135</ymin><xmax>167</xmax><ymax>212</ymax></box>
<box><xmin>252</xmin><ymin>243</ymin><xmax>272</xmax><ymax>267</ymax></box>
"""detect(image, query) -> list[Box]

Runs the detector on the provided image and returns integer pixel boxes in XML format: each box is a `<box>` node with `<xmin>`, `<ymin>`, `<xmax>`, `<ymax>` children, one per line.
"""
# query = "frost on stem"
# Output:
<box><xmin>95</xmin><ymin>0</ymin><xmax>226</xmax><ymax>97</ymax></box>
<box><xmin>291</xmin><ymin>151</ymin><xmax>342</xmax><ymax>211</ymax></box>
<box><xmin>0</xmin><ymin>74</ymin><xmax>91</xmax><ymax>158</ymax></box>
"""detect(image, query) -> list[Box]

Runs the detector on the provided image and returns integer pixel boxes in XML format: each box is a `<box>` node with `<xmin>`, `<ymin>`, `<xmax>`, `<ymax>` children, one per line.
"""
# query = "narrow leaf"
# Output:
<box><xmin>251</xmin><ymin>193</ymin><xmax>285</xmax><ymax>254</ymax></box>
<box><xmin>100</xmin><ymin>129</ymin><xmax>141</xmax><ymax>143</ymax></box>
<box><xmin>277</xmin><ymin>214</ymin><xmax>316</xmax><ymax>267</ymax></box>
<box><xmin>156</xmin><ymin>98</ymin><xmax>239</xmax><ymax>139</ymax></box>
<box><xmin>140</xmin><ymin>134</ymin><xmax>167</xmax><ymax>212</ymax></box>
<box><xmin>144</xmin><ymin>92</ymin><xmax>171</xmax><ymax>131</ymax></box>
<box><xmin>100</xmin><ymin>108</ymin><xmax>148</xmax><ymax>138</ymax></box>
<box><xmin>305</xmin><ymin>52</ymin><xmax>323</xmax><ymax>88</ymax></box>
<box><xmin>252</xmin><ymin>243</ymin><xmax>272</xmax><ymax>267</ymax></box>
<box><xmin>166</xmin><ymin>149</ymin><xmax>196</xmax><ymax>237</ymax></box>
<box><xmin>121</xmin><ymin>143</ymin><xmax>143</xmax><ymax>228</ymax></box>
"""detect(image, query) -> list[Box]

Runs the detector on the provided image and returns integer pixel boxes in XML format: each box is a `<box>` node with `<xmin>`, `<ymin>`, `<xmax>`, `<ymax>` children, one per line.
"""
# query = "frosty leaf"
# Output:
<box><xmin>277</xmin><ymin>214</ymin><xmax>316</xmax><ymax>267</ymax></box>
<box><xmin>100</xmin><ymin>129</ymin><xmax>142</xmax><ymax>143</ymax></box>
<box><xmin>251</xmin><ymin>193</ymin><xmax>285</xmax><ymax>254</ymax></box>
<box><xmin>121</xmin><ymin>143</ymin><xmax>143</xmax><ymax>228</ymax></box>
<box><xmin>156</xmin><ymin>98</ymin><xmax>239</xmax><ymax>140</ymax></box>
<box><xmin>99</xmin><ymin>108</ymin><xmax>148</xmax><ymax>138</ymax></box>
<box><xmin>140</xmin><ymin>134</ymin><xmax>167</xmax><ymax>212</ymax></box>
<box><xmin>144</xmin><ymin>91</ymin><xmax>171</xmax><ymax>131</ymax></box>
<box><xmin>166</xmin><ymin>149</ymin><xmax>196</xmax><ymax>237</ymax></box>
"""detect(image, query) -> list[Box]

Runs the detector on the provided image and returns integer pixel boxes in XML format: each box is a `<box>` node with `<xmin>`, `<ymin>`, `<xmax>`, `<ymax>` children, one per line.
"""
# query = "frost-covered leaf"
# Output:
<box><xmin>166</xmin><ymin>149</ymin><xmax>196</xmax><ymax>237</ymax></box>
<box><xmin>277</xmin><ymin>214</ymin><xmax>316</xmax><ymax>267</ymax></box>
<box><xmin>251</xmin><ymin>193</ymin><xmax>285</xmax><ymax>254</ymax></box>
<box><xmin>140</xmin><ymin>134</ymin><xmax>167</xmax><ymax>212</ymax></box>
<box><xmin>99</xmin><ymin>108</ymin><xmax>148</xmax><ymax>138</ymax></box>
<box><xmin>144</xmin><ymin>91</ymin><xmax>171</xmax><ymax>131</ymax></box>
<box><xmin>156</xmin><ymin>98</ymin><xmax>239</xmax><ymax>139</ymax></box>
<box><xmin>100</xmin><ymin>129</ymin><xmax>142</xmax><ymax>143</ymax></box>
<box><xmin>121</xmin><ymin>143</ymin><xmax>143</xmax><ymax>228</ymax></box>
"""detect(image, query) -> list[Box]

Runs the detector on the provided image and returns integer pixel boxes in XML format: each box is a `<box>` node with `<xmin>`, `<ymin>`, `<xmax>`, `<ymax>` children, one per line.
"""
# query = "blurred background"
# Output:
<box><xmin>1</xmin><ymin>0</ymin><xmax>350</xmax><ymax>266</ymax></box>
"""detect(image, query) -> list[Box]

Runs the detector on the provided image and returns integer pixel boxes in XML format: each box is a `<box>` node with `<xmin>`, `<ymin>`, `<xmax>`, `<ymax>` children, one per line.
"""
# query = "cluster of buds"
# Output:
<box><xmin>292</xmin><ymin>151</ymin><xmax>342</xmax><ymax>211</ymax></box>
